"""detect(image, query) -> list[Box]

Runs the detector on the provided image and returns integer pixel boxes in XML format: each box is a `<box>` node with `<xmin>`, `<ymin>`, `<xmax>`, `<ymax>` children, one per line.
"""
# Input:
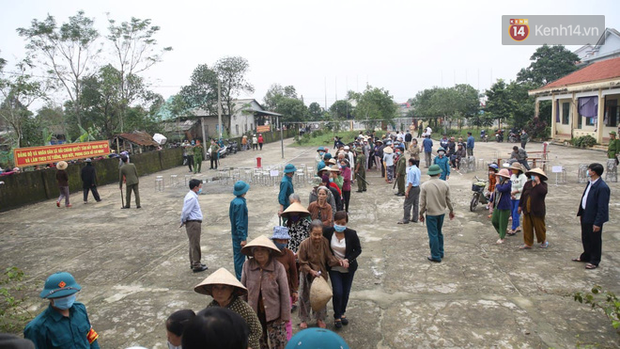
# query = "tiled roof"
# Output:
<box><xmin>116</xmin><ymin>131</ymin><xmax>159</xmax><ymax>146</ymax></box>
<box><xmin>542</xmin><ymin>56</ymin><xmax>620</xmax><ymax>89</ymax></box>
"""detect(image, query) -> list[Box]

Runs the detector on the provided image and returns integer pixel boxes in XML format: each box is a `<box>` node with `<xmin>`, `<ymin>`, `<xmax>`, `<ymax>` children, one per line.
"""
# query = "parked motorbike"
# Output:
<box><xmin>495</xmin><ymin>129</ymin><xmax>504</xmax><ymax>143</ymax></box>
<box><xmin>227</xmin><ymin>139</ymin><xmax>238</xmax><ymax>154</ymax></box>
<box><xmin>480</xmin><ymin>131</ymin><xmax>489</xmax><ymax>142</ymax></box>
<box><xmin>470</xmin><ymin>176</ymin><xmax>488</xmax><ymax>212</ymax></box>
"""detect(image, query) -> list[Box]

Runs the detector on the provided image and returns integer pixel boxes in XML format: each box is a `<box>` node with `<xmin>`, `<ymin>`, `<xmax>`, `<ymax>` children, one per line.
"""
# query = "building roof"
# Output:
<box><xmin>533</xmin><ymin>56</ymin><xmax>620</xmax><ymax>91</ymax></box>
<box><xmin>115</xmin><ymin>131</ymin><xmax>159</xmax><ymax>147</ymax></box>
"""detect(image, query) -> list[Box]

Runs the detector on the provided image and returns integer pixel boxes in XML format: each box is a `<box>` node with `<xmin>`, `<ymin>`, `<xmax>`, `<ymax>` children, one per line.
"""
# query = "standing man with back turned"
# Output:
<box><xmin>574</xmin><ymin>163</ymin><xmax>610</xmax><ymax>270</ymax></box>
<box><xmin>181</xmin><ymin>179</ymin><xmax>208</xmax><ymax>272</ymax></box>
<box><xmin>119</xmin><ymin>156</ymin><xmax>140</xmax><ymax>209</ymax></box>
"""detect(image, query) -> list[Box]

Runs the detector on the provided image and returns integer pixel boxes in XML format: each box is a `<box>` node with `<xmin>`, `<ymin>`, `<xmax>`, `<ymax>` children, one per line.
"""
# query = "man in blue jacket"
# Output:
<box><xmin>574</xmin><ymin>163</ymin><xmax>610</xmax><ymax>269</ymax></box>
<box><xmin>422</xmin><ymin>135</ymin><xmax>433</xmax><ymax>168</ymax></box>
<box><xmin>229</xmin><ymin>180</ymin><xmax>250</xmax><ymax>279</ymax></box>
<box><xmin>466</xmin><ymin>132</ymin><xmax>475</xmax><ymax>157</ymax></box>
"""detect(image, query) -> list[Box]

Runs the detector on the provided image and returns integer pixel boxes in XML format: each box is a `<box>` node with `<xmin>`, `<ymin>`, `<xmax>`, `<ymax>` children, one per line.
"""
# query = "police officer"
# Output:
<box><xmin>395</xmin><ymin>144</ymin><xmax>407</xmax><ymax>196</ymax></box>
<box><xmin>193</xmin><ymin>140</ymin><xmax>204</xmax><ymax>173</ymax></box>
<box><xmin>209</xmin><ymin>139</ymin><xmax>220</xmax><ymax>170</ymax></box>
<box><xmin>24</xmin><ymin>272</ymin><xmax>100</xmax><ymax>348</ymax></box>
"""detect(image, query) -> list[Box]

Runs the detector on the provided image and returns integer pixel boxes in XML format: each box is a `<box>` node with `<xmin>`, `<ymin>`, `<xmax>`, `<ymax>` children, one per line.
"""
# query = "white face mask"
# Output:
<box><xmin>168</xmin><ymin>341</ymin><xmax>181</xmax><ymax>349</ymax></box>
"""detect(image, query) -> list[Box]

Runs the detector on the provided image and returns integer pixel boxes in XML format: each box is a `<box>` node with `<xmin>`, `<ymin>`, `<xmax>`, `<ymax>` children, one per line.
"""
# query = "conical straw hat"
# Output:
<box><xmin>525</xmin><ymin>167</ymin><xmax>547</xmax><ymax>180</ymax></box>
<box><xmin>282</xmin><ymin>202</ymin><xmax>310</xmax><ymax>216</ymax></box>
<box><xmin>241</xmin><ymin>235</ymin><xmax>283</xmax><ymax>256</ymax></box>
<box><xmin>194</xmin><ymin>268</ymin><xmax>247</xmax><ymax>296</ymax></box>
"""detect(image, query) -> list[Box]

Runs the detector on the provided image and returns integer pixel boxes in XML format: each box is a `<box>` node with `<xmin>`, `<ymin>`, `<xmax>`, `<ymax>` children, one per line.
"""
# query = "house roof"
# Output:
<box><xmin>115</xmin><ymin>131</ymin><xmax>159</xmax><ymax>147</ymax></box>
<box><xmin>533</xmin><ymin>56</ymin><xmax>620</xmax><ymax>91</ymax></box>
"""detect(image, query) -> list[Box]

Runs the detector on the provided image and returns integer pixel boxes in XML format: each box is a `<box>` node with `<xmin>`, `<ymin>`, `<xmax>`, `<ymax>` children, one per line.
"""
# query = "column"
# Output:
<box><xmin>596</xmin><ymin>89</ymin><xmax>604</xmax><ymax>144</ymax></box>
<box><xmin>551</xmin><ymin>96</ymin><xmax>557</xmax><ymax>138</ymax></box>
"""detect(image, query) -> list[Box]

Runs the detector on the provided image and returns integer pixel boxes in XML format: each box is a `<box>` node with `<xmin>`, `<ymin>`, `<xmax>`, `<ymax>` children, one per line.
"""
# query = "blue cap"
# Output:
<box><xmin>233</xmin><ymin>180</ymin><xmax>250</xmax><ymax>196</ymax></box>
<box><xmin>271</xmin><ymin>226</ymin><xmax>291</xmax><ymax>240</ymax></box>
<box><xmin>317</xmin><ymin>146</ymin><xmax>325</xmax><ymax>152</ymax></box>
<box><xmin>285</xmin><ymin>328</ymin><xmax>350</xmax><ymax>349</ymax></box>
<box><xmin>40</xmin><ymin>272</ymin><xmax>81</xmax><ymax>299</ymax></box>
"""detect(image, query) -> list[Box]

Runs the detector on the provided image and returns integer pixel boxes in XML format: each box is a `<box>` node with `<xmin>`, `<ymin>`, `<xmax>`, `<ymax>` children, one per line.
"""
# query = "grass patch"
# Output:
<box><xmin>292</xmin><ymin>130</ymin><xmax>363</xmax><ymax>147</ymax></box>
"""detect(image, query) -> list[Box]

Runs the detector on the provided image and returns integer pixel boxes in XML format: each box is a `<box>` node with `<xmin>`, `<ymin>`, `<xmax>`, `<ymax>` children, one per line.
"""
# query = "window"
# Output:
<box><xmin>585</xmin><ymin>116</ymin><xmax>595</xmax><ymax>126</ymax></box>
<box><xmin>235</xmin><ymin>125</ymin><xmax>239</xmax><ymax>135</ymax></box>
<box><xmin>562</xmin><ymin>102</ymin><xmax>570</xmax><ymax>125</ymax></box>
<box><xmin>606</xmin><ymin>99</ymin><xmax>618</xmax><ymax>127</ymax></box>
<box><xmin>577</xmin><ymin>115</ymin><xmax>582</xmax><ymax>129</ymax></box>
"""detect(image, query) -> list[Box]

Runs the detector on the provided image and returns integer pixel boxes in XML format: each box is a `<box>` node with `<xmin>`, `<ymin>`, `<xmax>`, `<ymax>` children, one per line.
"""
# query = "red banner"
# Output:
<box><xmin>13</xmin><ymin>141</ymin><xmax>111</xmax><ymax>167</ymax></box>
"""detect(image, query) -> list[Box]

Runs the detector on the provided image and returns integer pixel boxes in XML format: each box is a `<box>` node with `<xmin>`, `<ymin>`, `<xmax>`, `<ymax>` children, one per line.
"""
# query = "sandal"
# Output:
<box><xmin>496</xmin><ymin>239</ymin><xmax>505</xmax><ymax>244</ymax></box>
<box><xmin>572</xmin><ymin>257</ymin><xmax>586</xmax><ymax>263</ymax></box>
<box><xmin>299</xmin><ymin>322</ymin><xmax>308</xmax><ymax>329</ymax></box>
<box><xmin>507</xmin><ymin>230</ymin><xmax>516</xmax><ymax>236</ymax></box>
<box><xmin>341</xmin><ymin>316</ymin><xmax>349</xmax><ymax>325</ymax></box>
<box><xmin>540</xmin><ymin>241</ymin><xmax>549</xmax><ymax>248</ymax></box>
<box><xmin>317</xmin><ymin>320</ymin><xmax>326</xmax><ymax>329</ymax></box>
<box><xmin>334</xmin><ymin>319</ymin><xmax>342</xmax><ymax>329</ymax></box>
<box><xmin>585</xmin><ymin>263</ymin><xmax>598</xmax><ymax>270</ymax></box>
<box><xmin>519</xmin><ymin>245</ymin><xmax>532</xmax><ymax>249</ymax></box>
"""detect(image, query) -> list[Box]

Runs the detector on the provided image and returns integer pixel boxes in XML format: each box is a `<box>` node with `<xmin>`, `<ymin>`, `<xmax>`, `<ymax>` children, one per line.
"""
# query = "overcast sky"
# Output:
<box><xmin>1</xmin><ymin>0</ymin><xmax>617</xmax><ymax>111</ymax></box>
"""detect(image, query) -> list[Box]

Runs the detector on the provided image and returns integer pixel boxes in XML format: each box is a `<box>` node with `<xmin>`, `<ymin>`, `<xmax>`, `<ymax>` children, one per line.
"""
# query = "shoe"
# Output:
<box><xmin>540</xmin><ymin>241</ymin><xmax>549</xmax><ymax>248</ymax></box>
<box><xmin>190</xmin><ymin>263</ymin><xmax>207</xmax><ymax>270</ymax></box>
<box><xmin>121</xmin><ymin>206</ymin><xmax>130</xmax><ymax>209</ymax></box>
<box><xmin>356</xmin><ymin>190</ymin><xmax>363</xmax><ymax>193</ymax></box>
<box><xmin>84</xmin><ymin>201</ymin><xmax>88</xmax><ymax>204</ymax></box>
<box><xmin>96</xmin><ymin>200</ymin><xmax>102</xmax><ymax>202</ymax></box>
<box><xmin>56</xmin><ymin>201</ymin><xmax>60</xmax><ymax>208</ymax></box>
<box><xmin>192</xmin><ymin>265</ymin><xmax>208</xmax><ymax>272</ymax></box>
<box><xmin>496</xmin><ymin>239</ymin><xmax>505</xmax><ymax>244</ymax></box>
<box><xmin>397</xmin><ymin>220</ymin><xmax>409</xmax><ymax>224</ymax></box>
<box><xmin>427</xmin><ymin>257</ymin><xmax>441</xmax><ymax>263</ymax></box>
<box><xmin>363</xmin><ymin>189</ymin><xmax>367</xmax><ymax>192</ymax></box>
<box><xmin>340</xmin><ymin>316</ymin><xmax>349</xmax><ymax>325</ymax></box>
<box><xmin>396</xmin><ymin>193</ymin><xmax>405</xmax><ymax>196</ymax></box>
<box><xmin>66</xmin><ymin>204</ymin><xmax>72</xmax><ymax>208</ymax></box>
<box><xmin>334</xmin><ymin>319</ymin><xmax>342</xmax><ymax>329</ymax></box>
<box><xmin>136</xmin><ymin>206</ymin><xmax>142</xmax><ymax>209</ymax></box>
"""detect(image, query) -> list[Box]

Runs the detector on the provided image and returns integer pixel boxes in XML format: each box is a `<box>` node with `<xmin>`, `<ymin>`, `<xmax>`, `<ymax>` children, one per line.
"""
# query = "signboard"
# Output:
<box><xmin>13</xmin><ymin>141</ymin><xmax>111</xmax><ymax>167</ymax></box>
<box><xmin>257</xmin><ymin>125</ymin><xmax>270</xmax><ymax>133</ymax></box>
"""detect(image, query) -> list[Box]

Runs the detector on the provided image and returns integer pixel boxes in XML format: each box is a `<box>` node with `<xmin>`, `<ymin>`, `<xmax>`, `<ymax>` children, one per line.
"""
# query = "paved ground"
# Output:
<box><xmin>2</xmin><ymin>137</ymin><xmax>620</xmax><ymax>348</ymax></box>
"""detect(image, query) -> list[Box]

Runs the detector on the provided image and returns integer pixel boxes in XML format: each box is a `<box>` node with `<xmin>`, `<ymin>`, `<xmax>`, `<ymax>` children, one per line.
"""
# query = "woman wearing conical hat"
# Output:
<box><xmin>195</xmin><ymin>267</ymin><xmax>262</xmax><ymax>349</ymax></box>
<box><xmin>281</xmin><ymin>199</ymin><xmax>312</xmax><ymax>254</ymax></box>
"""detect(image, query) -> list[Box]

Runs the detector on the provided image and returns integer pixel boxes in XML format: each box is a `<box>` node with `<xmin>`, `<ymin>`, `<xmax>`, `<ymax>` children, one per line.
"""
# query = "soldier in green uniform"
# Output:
<box><xmin>24</xmin><ymin>272</ymin><xmax>100</xmax><ymax>348</ymax></box>
<box><xmin>607</xmin><ymin>131</ymin><xmax>620</xmax><ymax>165</ymax></box>
<box><xmin>355</xmin><ymin>147</ymin><xmax>366</xmax><ymax>192</ymax></box>
<box><xmin>193</xmin><ymin>140</ymin><xmax>204</xmax><ymax>173</ymax></box>
<box><xmin>210</xmin><ymin>139</ymin><xmax>220</xmax><ymax>170</ymax></box>
<box><xmin>395</xmin><ymin>144</ymin><xmax>407</xmax><ymax>196</ymax></box>
<box><xmin>119</xmin><ymin>156</ymin><xmax>140</xmax><ymax>209</ymax></box>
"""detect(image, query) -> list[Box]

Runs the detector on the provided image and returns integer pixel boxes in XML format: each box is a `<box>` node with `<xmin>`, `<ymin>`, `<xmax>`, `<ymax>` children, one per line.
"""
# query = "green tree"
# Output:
<box><xmin>517</xmin><ymin>44</ymin><xmax>580</xmax><ymax>87</ymax></box>
<box><xmin>263</xmin><ymin>83</ymin><xmax>297</xmax><ymax>111</ymax></box>
<box><xmin>329</xmin><ymin>100</ymin><xmax>353</xmax><ymax>119</ymax></box>
<box><xmin>179</xmin><ymin>64</ymin><xmax>219</xmax><ymax>118</ymax></box>
<box><xmin>17</xmin><ymin>11</ymin><xmax>100</xmax><ymax>128</ymax></box>
<box><xmin>350</xmin><ymin>86</ymin><xmax>397</xmax><ymax>130</ymax></box>
<box><xmin>36</xmin><ymin>104</ymin><xmax>66</xmax><ymax>142</ymax></box>
<box><xmin>106</xmin><ymin>16</ymin><xmax>172</xmax><ymax>132</ymax></box>
<box><xmin>484</xmin><ymin>79</ymin><xmax>511</xmax><ymax>127</ymax></box>
<box><xmin>307</xmin><ymin>102</ymin><xmax>323</xmax><ymax>120</ymax></box>
<box><xmin>213</xmin><ymin>56</ymin><xmax>254</xmax><ymax>134</ymax></box>
<box><xmin>273</xmin><ymin>97</ymin><xmax>308</xmax><ymax>123</ymax></box>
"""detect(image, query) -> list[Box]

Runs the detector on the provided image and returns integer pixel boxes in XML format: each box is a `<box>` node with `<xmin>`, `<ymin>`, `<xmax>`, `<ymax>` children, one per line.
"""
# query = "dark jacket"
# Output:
<box><xmin>323</xmin><ymin>227</ymin><xmax>362</xmax><ymax>273</ymax></box>
<box><xmin>491</xmin><ymin>180</ymin><xmax>512</xmax><ymax>210</ymax></box>
<box><xmin>55</xmin><ymin>170</ymin><xmax>68</xmax><ymax>187</ymax></box>
<box><xmin>519</xmin><ymin>180</ymin><xmax>548</xmax><ymax>217</ymax></box>
<box><xmin>81</xmin><ymin>164</ymin><xmax>97</xmax><ymax>189</ymax></box>
<box><xmin>577</xmin><ymin>178</ymin><xmax>610</xmax><ymax>226</ymax></box>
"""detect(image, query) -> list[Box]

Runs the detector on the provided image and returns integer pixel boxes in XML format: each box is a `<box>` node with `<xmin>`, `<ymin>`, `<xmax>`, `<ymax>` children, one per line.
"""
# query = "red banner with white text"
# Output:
<box><xmin>13</xmin><ymin>141</ymin><xmax>110</xmax><ymax>167</ymax></box>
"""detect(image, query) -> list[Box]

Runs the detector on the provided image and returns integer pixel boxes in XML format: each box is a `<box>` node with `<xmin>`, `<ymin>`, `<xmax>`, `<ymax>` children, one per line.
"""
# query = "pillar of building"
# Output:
<box><xmin>596</xmin><ymin>89</ymin><xmax>605</xmax><ymax>144</ymax></box>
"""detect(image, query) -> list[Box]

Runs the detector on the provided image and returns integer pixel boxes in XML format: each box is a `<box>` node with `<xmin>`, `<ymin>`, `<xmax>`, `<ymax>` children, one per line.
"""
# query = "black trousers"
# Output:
<box><xmin>342</xmin><ymin>190</ymin><xmax>351</xmax><ymax>212</ymax></box>
<box><xmin>83</xmin><ymin>186</ymin><xmax>101</xmax><ymax>202</ymax></box>
<box><xmin>210</xmin><ymin>156</ymin><xmax>218</xmax><ymax>169</ymax></box>
<box><xmin>186</xmin><ymin>155</ymin><xmax>194</xmax><ymax>171</ymax></box>
<box><xmin>580</xmin><ymin>222</ymin><xmax>603</xmax><ymax>265</ymax></box>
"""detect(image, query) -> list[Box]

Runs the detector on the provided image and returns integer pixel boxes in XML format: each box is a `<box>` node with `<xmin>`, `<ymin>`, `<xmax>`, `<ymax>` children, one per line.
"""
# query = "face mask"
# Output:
<box><xmin>530</xmin><ymin>175</ymin><xmax>536</xmax><ymax>181</ymax></box>
<box><xmin>329</xmin><ymin>178</ymin><xmax>334</xmax><ymax>182</ymax></box>
<box><xmin>197</xmin><ymin>188</ymin><xmax>203</xmax><ymax>195</ymax></box>
<box><xmin>334</xmin><ymin>224</ymin><xmax>346</xmax><ymax>233</ymax></box>
<box><xmin>438</xmin><ymin>151</ymin><xmax>445</xmax><ymax>156</ymax></box>
<box><xmin>319</xmin><ymin>152</ymin><xmax>325</xmax><ymax>156</ymax></box>
<box><xmin>341</xmin><ymin>164</ymin><xmax>347</xmax><ymax>168</ymax></box>
<box><xmin>53</xmin><ymin>294</ymin><xmax>76</xmax><ymax>310</ymax></box>
<box><xmin>290</xmin><ymin>215</ymin><xmax>300</xmax><ymax>222</ymax></box>
<box><xmin>274</xmin><ymin>242</ymin><xmax>287</xmax><ymax>250</ymax></box>
<box><xmin>168</xmin><ymin>342</ymin><xmax>181</xmax><ymax>349</ymax></box>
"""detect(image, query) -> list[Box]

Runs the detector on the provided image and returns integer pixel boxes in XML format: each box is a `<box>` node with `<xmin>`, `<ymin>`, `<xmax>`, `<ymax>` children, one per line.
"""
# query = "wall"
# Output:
<box><xmin>0</xmin><ymin>148</ymin><xmax>184</xmax><ymax>212</ymax></box>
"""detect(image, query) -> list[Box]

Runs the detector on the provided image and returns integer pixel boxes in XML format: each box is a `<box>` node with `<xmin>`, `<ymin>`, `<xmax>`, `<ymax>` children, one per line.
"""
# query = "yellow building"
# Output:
<box><xmin>528</xmin><ymin>56</ymin><xmax>620</xmax><ymax>145</ymax></box>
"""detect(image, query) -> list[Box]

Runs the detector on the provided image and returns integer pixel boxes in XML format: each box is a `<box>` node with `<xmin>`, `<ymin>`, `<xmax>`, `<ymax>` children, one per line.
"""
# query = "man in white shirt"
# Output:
<box><xmin>180</xmin><ymin>179</ymin><xmax>208</xmax><ymax>272</ymax></box>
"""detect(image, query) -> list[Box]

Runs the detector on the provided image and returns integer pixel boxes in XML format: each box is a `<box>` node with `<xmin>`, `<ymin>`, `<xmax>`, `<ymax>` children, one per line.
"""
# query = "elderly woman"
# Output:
<box><xmin>271</xmin><ymin>226</ymin><xmax>298</xmax><ymax>340</ymax></box>
<box><xmin>194</xmin><ymin>268</ymin><xmax>262</xmax><ymax>349</ymax></box>
<box><xmin>339</xmin><ymin>159</ymin><xmax>352</xmax><ymax>212</ymax></box>
<box><xmin>307</xmin><ymin>187</ymin><xmax>333</xmax><ymax>227</ymax></box>
<box><xmin>241</xmin><ymin>236</ymin><xmax>290</xmax><ymax>349</ymax></box>
<box><xmin>518</xmin><ymin>168</ymin><xmax>549</xmax><ymax>249</ymax></box>
<box><xmin>490</xmin><ymin>168</ymin><xmax>512</xmax><ymax>244</ymax></box>
<box><xmin>323</xmin><ymin>211</ymin><xmax>362</xmax><ymax>329</ymax></box>
<box><xmin>297</xmin><ymin>219</ymin><xmax>342</xmax><ymax>329</ymax></box>
<box><xmin>409</xmin><ymin>139</ymin><xmax>420</xmax><ymax>168</ymax></box>
<box><xmin>508</xmin><ymin>163</ymin><xmax>527</xmax><ymax>236</ymax></box>
<box><xmin>281</xmin><ymin>200</ymin><xmax>312</xmax><ymax>254</ymax></box>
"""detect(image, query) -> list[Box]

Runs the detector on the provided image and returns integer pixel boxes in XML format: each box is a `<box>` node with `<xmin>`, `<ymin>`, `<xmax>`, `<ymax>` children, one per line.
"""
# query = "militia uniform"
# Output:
<box><xmin>210</xmin><ymin>141</ymin><xmax>220</xmax><ymax>169</ymax></box>
<box><xmin>119</xmin><ymin>159</ymin><xmax>140</xmax><ymax>208</ymax></box>
<box><xmin>355</xmin><ymin>148</ymin><xmax>366</xmax><ymax>192</ymax></box>
<box><xmin>193</xmin><ymin>143</ymin><xmax>204</xmax><ymax>173</ymax></box>
<box><xmin>24</xmin><ymin>272</ymin><xmax>99</xmax><ymax>349</ymax></box>
<box><xmin>607</xmin><ymin>131</ymin><xmax>620</xmax><ymax>165</ymax></box>
<box><xmin>395</xmin><ymin>149</ymin><xmax>407</xmax><ymax>195</ymax></box>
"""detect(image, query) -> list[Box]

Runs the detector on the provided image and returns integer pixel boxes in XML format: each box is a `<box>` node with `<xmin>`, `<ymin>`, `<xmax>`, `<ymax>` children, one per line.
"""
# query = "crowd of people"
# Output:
<box><xmin>11</xmin><ymin>127</ymin><xmax>614</xmax><ymax>349</ymax></box>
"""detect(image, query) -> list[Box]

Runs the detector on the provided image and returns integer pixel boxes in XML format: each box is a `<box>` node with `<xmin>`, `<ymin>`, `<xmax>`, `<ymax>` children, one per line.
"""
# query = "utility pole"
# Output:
<box><xmin>279</xmin><ymin>116</ymin><xmax>284</xmax><ymax>159</ymax></box>
<box><xmin>217</xmin><ymin>79</ymin><xmax>223</xmax><ymax>139</ymax></box>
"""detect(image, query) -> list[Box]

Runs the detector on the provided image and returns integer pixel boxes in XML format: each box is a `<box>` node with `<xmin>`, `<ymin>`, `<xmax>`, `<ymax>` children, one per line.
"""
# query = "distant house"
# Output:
<box><xmin>528</xmin><ymin>56</ymin><xmax>620</xmax><ymax>145</ymax></box>
<box><xmin>112</xmin><ymin>131</ymin><xmax>160</xmax><ymax>153</ymax></box>
<box><xmin>574</xmin><ymin>28</ymin><xmax>620</xmax><ymax>65</ymax></box>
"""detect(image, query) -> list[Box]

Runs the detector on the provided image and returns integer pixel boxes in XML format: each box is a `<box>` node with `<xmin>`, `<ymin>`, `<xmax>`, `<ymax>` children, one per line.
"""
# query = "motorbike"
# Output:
<box><xmin>227</xmin><ymin>139</ymin><xmax>238</xmax><ymax>154</ymax></box>
<box><xmin>470</xmin><ymin>176</ymin><xmax>489</xmax><ymax>212</ymax></box>
<box><xmin>480</xmin><ymin>131</ymin><xmax>489</xmax><ymax>142</ymax></box>
<box><xmin>495</xmin><ymin>129</ymin><xmax>504</xmax><ymax>143</ymax></box>
<box><xmin>508</xmin><ymin>131</ymin><xmax>520</xmax><ymax>143</ymax></box>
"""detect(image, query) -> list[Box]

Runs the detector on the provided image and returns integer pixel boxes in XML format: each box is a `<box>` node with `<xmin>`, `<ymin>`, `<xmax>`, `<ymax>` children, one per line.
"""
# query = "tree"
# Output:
<box><xmin>273</xmin><ymin>97</ymin><xmax>308</xmax><ymax>123</ymax></box>
<box><xmin>213</xmin><ymin>57</ymin><xmax>254</xmax><ymax>134</ymax></box>
<box><xmin>350</xmin><ymin>86</ymin><xmax>397</xmax><ymax>130</ymax></box>
<box><xmin>517</xmin><ymin>44</ymin><xmax>580</xmax><ymax>87</ymax></box>
<box><xmin>484</xmin><ymin>79</ymin><xmax>511</xmax><ymax>127</ymax></box>
<box><xmin>106</xmin><ymin>16</ymin><xmax>172</xmax><ymax>132</ymax></box>
<box><xmin>329</xmin><ymin>100</ymin><xmax>353</xmax><ymax>119</ymax></box>
<box><xmin>179</xmin><ymin>64</ymin><xmax>219</xmax><ymax>118</ymax></box>
<box><xmin>307</xmin><ymin>102</ymin><xmax>323</xmax><ymax>120</ymax></box>
<box><xmin>0</xmin><ymin>58</ymin><xmax>48</xmax><ymax>148</ymax></box>
<box><xmin>17</xmin><ymin>11</ymin><xmax>100</xmax><ymax>128</ymax></box>
<box><xmin>263</xmin><ymin>83</ymin><xmax>297</xmax><ymax>111</ymax></box>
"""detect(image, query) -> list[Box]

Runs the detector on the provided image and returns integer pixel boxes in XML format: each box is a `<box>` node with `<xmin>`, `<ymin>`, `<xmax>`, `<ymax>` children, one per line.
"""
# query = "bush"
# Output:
<box><xmin>0</xmin><ymin>267</ymin><xmax>32</xmax><ymax>333</ymax></box>
<box><xmin>571</xmin><ymin>135</ymin><xmax>598</xmax><ymax>148</ymax></box>
<box><xmin>574</xmin><ymin>285</ymin><xmax>620</xmax><ymax>333</ymax></box>
<box><xmin>524</xmin><ymin>117</ymin><xmax>549</xmax><ymax>140</ymax></box>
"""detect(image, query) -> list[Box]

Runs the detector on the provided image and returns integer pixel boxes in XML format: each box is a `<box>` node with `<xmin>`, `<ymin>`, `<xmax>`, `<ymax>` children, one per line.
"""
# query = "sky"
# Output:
<box><xmin>1</xmin><ymin>0</ymin><xmax>618</xmax><ymax>111</ymax></box>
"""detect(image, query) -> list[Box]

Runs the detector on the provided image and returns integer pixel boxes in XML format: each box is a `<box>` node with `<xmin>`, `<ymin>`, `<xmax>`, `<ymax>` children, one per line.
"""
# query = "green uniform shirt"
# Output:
<box><xmin>396</xmin><ymin>155</ymin><xmax>407</xmax><ymax>175</ymax></box>
<box><xmin>607</xmin><ymin>139</ymin><xmax>620</xmax><ymax>159</ymax></box>
<box><xmin>210</xmin><ymin>143</ymin><xmax>220</xmax><ymax>155</ymax></box>
<box><xmin>24</xmin><ymin>303</ymin><xmax>100</xmax><ymax>349</ymax></box>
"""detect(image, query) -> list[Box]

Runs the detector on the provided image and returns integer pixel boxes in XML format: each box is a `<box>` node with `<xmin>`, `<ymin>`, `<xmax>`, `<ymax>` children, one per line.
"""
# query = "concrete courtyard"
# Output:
<box><xmin>1</xmin><ymin>137</ymin><xmax>619</xmax><ymax>348</ymax></box>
